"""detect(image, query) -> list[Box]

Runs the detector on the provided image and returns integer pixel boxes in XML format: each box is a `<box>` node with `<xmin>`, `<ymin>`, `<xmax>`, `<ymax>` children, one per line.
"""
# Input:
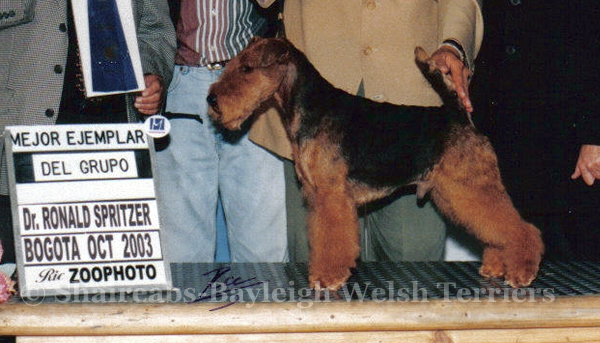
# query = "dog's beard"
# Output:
<box><xmin>221</xmin><ymin>117</ymin><xmax>246</xmax><ymax>131</ymax></box>
<box><xmin>209</xmin><ymin>107</ymin><xmax>251</xmax><ymax>131</ymax></box>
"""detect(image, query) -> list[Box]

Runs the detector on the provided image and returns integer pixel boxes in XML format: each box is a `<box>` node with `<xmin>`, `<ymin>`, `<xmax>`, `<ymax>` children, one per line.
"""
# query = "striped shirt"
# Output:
<box><xmin>174</xmin><ymin>0</ymin><xmax>268</xmax><ymax>66</ymax></box>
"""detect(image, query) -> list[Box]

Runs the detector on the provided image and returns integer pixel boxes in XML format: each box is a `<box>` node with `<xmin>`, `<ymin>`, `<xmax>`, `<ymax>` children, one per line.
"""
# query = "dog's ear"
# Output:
<box><xmin>249</xmin><ymin>36</ymin><xmax>263</xmax><ymax>46</ymax></box>
<box><xmin>255</xmin><ymin>38</ymin><xmax>291</xmax><ymax>68</ymax></box>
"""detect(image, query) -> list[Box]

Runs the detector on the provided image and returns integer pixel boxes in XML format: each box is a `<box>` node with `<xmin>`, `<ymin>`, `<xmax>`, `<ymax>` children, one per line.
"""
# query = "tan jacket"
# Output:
<box><xmin>250</xmin><ymin>0</ymin><xmax>484</xmax><ymax>160</ymax></box>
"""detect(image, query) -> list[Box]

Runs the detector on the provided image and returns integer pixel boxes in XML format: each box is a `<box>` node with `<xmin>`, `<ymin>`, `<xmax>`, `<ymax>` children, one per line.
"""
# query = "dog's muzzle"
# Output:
<box><xmin>207</xmin><ymin>93</ymin><xmax>218</xmax><ymax>107</ymax></box>
<box><xmin>206</xmin><ymin>93</ymin><xmax>222</xmax><ymax>115</ymax></box>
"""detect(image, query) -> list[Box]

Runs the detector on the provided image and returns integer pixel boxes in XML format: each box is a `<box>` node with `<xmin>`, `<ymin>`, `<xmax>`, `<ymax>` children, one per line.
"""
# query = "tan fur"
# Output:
<box><xmin>347</xmin><ymin>181</ymin><xmax>396</xmax><ymax>206</ymax></box>
<box><xmin>294</xmin><ymin>135</ymin><xmax>361</xmax><ymax>290</ymax></box>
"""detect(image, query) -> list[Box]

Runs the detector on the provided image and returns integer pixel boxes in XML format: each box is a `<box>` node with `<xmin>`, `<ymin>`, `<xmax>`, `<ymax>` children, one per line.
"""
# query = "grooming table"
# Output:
<box><xmin>1</xmin><ymin>261</ymin><xmax>600</xmax><ymax>342</ymax></box>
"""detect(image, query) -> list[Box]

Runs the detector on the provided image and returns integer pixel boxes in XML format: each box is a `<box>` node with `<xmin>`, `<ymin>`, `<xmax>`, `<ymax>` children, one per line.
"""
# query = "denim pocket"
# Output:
<box><xmin>166</xmin><ymin>67</ymin><xmax>183</xmax><ymax>93</ymax></box>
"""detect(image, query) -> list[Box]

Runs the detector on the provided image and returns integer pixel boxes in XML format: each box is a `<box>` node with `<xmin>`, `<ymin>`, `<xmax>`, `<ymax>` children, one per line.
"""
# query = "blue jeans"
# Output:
<box><xmin>156</xmin><ymin>66</ymin><xmax>287</xmax><ymax>262</ymax></box>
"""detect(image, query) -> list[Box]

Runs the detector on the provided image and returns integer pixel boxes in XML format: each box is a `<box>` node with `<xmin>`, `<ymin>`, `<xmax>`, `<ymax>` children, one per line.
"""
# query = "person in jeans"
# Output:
<box><xmin>157</xmin><ymin>0</ymin><xmax>287</xmax><ymax>263</ymax></box>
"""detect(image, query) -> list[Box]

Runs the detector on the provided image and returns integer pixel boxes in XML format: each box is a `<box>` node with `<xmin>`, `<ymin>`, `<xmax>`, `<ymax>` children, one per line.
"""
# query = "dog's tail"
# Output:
<box><xmin>414</xmin><ymin>47</ymin><xmax>472</xmax><ymax>125</ymax></box>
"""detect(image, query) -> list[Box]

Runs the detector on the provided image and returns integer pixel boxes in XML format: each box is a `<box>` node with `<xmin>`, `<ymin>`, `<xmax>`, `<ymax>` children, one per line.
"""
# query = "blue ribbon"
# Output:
<box><xmin>87</xmin><ymin>0</ymin><xmax>138</xmax><ymax>92</ymax></box>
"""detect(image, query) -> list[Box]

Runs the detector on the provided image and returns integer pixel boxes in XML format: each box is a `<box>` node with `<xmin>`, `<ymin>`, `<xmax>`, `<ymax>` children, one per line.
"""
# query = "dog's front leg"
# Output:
<box><xmin>295</xmin><ymin>141</ymin><xmax>360</xmax><ymax>291</ymax></box>
<box><xmin>304</xmin><ymin>184</ymin><xmax>360</xmax><ymax>291</ymax></box>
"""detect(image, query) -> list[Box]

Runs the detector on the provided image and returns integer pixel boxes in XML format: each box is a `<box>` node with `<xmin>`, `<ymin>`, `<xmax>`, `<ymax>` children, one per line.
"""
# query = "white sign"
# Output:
<box><xmin>9</xmin><ymin>125</ymin><xmax>148</xmax><ymax>152</ymax></box>
<box><xmin>18</xmin><ymin>201</ymin><xmax>160</xmax><ymax>233</ymax></box>
<box><xmin>5</xmin><ymin>124</ymin><xmax>172</xmax><ymax>297</ymax></box>
<box><xmin>20</xmin><ymin>231</ymin><xmax>163</xmax><ymax>264</ymax></box>
<box><xmin>31</xmin><ymin>151</ymin><xmax>139</xmax><ymax>181</ymax></box>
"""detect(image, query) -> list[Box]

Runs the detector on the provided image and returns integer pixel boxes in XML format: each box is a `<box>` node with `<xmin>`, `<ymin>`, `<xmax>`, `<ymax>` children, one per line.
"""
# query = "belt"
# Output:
<box><xmin>205</xmin><ymin>61</ymin><xmax>228</xmax><ymax>70</ymax></box>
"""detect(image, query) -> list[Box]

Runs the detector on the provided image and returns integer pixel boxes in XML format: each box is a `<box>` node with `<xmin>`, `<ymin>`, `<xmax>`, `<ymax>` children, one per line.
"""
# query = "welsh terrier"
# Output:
<box><xmin>207</xmin><ymin>37</ymin><xmax>544</xmax><ymax>291</ymax></box>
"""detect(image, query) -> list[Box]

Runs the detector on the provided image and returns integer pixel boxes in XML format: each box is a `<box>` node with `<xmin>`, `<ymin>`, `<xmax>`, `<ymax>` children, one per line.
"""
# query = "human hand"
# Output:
<box><xmin>571</xmin><ymin>144</ymin><xmax>600</xmax><ymax>186</ymax></box>
<box><xmin>134</xmin><ymin>74</ymin><xmax>164</xmax><ymax>116</ymax></box>
<box><xmin>430</xmin><ymin>45</ymin><xmax>473</xmax><ymax>113</ymax></box>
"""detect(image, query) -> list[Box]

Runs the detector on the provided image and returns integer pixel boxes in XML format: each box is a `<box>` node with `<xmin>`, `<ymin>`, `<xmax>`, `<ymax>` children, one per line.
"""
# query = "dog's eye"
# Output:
<box><xmin>241</xmin><ymin>65</ymin><xmax>253</xmax><ymax>73</ymax></box>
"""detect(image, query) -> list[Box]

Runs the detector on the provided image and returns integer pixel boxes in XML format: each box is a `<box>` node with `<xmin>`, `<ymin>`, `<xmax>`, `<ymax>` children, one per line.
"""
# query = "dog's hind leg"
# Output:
<box><xmin>428</xmin><ymin>126</ymin><xmax>544</xmax><ymax>287</ymax></box>
<box><xmin>295</xmin><ymin>139</ymin><xmax>361</xmax><ymax>291</ymax></box>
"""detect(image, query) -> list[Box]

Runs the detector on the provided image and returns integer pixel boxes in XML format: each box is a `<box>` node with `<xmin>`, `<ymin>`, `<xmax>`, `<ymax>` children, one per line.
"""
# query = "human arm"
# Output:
<box><xmin>434</xmin><ymin>0</ymin><xmax>484</xmax><ymax>112</ymax></box>
<box><xmin>134</xmin><ymin>74</ymin><xmax>164</xmax><ymax>115</ymax></box>
<box><xmin>430</xmin><ymin>43</ymin><xmax>473</xmax><ymax>112</ymax></box>
<box><xmin>570</xmin><ymin>2</ymin><xmax>600</xmax><ymax>186</ymax></box>
<box><xmin>572</xmin><ymin>145</ymin><xmax>600</xmax><ymax>186</ymax></box>
<box><xmin>133</xmin><ymin>0</ymin><xmax>177</xmax><ymax>116</ymax></box>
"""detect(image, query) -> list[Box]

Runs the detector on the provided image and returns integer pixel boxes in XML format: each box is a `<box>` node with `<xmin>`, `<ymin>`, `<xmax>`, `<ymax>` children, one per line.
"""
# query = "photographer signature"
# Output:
<box><xmin>190</xmin><ymin>266</ymin><xmax>265</xmax><ymax>311</ymax></box>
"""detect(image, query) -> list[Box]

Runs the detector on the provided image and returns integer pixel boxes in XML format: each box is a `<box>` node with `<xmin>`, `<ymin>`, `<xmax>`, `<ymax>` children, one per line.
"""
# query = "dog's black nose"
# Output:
<box><xmin>207</xmin><ymin>93</ymin><xmax>218</xmax><ymax>107</ymax></box>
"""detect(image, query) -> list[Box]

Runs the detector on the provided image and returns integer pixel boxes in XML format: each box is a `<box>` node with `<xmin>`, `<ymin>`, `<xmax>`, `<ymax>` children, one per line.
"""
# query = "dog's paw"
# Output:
<box><xmin>309</xmin><ymin>277</ymin><xmax>347</xmax><ymax>292</ymax></box>
<box><xmin>503</xmin><ymin>258</ymin><xmax>540</xmax><ymax>288</ymax></box>
<box><xmin>480</xmin><ymin>246</ymin><xmax>506</xmax><ymax>279</ymax></box>
<box><xmin>309</xmin><ymin>264</ymin><xmax>353</xmax><ymax>292</ymax></box>
<box><xmin>480</xmin><ymin>224</ymin><xmax>544</xmax><ymax>288</ymax></box>
<box><xmin>481</xmin><ymin>250</ymin><xmax>540</xmax><ymax>287</ymax></box>
<box><xmin>506</xmin><ymin>224</ymin><xmax>544</xmax><ymax>287</ymax></box>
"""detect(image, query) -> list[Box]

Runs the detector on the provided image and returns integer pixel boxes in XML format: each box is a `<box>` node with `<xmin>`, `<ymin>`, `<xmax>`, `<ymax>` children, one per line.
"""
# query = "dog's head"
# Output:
<box><xmin>207</xmin><ymin>37</ymin><xmax>293</xmax><ymax>130</ymax></box>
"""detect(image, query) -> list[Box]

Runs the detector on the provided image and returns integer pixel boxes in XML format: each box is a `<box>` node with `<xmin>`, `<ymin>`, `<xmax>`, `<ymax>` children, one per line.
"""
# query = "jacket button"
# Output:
<box><xmin>45</xmin><ymin>109</ymin><xmax>55</xmax><ymax>118</ymax></box>
<box><xmin>505</xmin><ymin>45</ymin><xmax>517</xmax><ymax>55</ymax></box>
<box><xmin>59</xmin><ymin>23</ymin><xmax>67</xmax><ymax>32</ymax></box>
<box><xmin>54</xmin><ymin>65</ymin><xmax>63</xmax><ymax>74</ymax></box>
<box><xmin>371</xmin><ymin>94</ymin><xmax>387</xmax><ymax>102</ymax></box>
<box><xmin>363</xmin><ymin>47</ymin><xmax>373</xmax><ymax>56</ymax></box>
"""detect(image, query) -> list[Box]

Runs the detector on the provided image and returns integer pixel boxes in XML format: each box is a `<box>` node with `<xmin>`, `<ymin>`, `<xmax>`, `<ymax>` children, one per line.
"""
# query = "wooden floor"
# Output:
<box><xmin>2</xmin><ymin>295</ymin><xmax>600</xmax><ymax>342</ymax></box>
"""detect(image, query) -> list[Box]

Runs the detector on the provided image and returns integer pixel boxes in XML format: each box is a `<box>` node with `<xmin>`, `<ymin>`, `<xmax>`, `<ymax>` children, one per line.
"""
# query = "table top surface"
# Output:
<box><xmin>2</xmin><ymin>261</ymin><xmax>600</xmax><ymax>336</ymax></box>
<box><xmin>4</xmin><ymin>260</ymin><xmax>600</xmax><ymax>304</ymax></box>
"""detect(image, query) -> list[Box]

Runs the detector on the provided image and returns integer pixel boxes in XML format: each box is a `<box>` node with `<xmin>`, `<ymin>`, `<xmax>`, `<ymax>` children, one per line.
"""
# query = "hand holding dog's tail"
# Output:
<box><xmin>415</xmin><ymin>46</ymin><xmax>473</xmax><ymax>116</ymax></box>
